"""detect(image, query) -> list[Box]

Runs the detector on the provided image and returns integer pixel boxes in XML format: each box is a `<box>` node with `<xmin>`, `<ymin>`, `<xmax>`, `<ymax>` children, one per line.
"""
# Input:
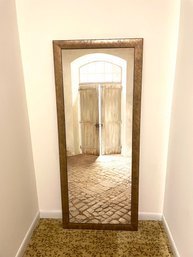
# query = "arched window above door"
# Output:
<box><xmin>79</xmin><ymin>61</ymin><xmax>122</xmax><ymax>83</ymax></box>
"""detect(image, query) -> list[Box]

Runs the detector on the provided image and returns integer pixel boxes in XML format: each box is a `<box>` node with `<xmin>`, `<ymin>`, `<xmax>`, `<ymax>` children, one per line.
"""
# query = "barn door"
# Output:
<box><xmin>101</xmin><ymin>84</ymin><xmax>122</xmax><ymax>155</ymax></box>
<box><xmin>79</xmin><ymin>84</ymin><xmax>99</xmax><ymax>155</ymax></box>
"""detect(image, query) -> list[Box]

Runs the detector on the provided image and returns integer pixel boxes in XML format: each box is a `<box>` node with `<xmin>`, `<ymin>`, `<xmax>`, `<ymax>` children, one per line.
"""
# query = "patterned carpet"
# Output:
<box><xmin>23</xmin><ymin>219</ymin><xmax>173</xmax><ymax>257</ymax></box>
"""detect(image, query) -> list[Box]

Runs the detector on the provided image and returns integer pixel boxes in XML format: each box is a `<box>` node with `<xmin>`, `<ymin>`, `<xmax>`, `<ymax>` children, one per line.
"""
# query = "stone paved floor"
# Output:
<box><xmin>67</xmin><ymin>154</ymin><xmax>131</xmax><ymax>224</ymax></box>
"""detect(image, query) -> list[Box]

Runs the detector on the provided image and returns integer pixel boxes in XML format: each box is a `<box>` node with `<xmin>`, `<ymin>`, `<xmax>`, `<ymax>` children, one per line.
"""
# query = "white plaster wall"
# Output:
<box><xmin>0</xmin><ymin>0</ymin><xmax>39</xmax><ymax>256</ymax></box>
<box><xmin>15</xmin><ymin>0</ymin><xmax>180</xmax><ymax>214</ymax></box>
<box><xmin>163</xmin><ymin>0</ymin><xmax>193</xmax><ymax>256</ymax></box>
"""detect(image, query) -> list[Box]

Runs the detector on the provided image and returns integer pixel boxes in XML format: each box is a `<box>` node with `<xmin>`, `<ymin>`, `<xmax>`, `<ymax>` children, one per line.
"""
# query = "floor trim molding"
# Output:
<box><xmin>15</xmin><ymin>211</ymin><xmax>40</xmax><ymax>257</ymax></box>
<box><xmin>139</xmin><ymin>212</ymin><xmax>162</xmax><ymax>220</ymax></box>
<box><xmin>40</xmin><ymin>210</ymin><xmax>62</xmax><ymax>218</ymax></box>
<box><xmin>162</xmin><ymin>215</ymin><xmax>180</xmax><ymax>257</ymax></box>
<box><xmin>40</xmin><ymin>210</ymin><xmax>163</xmax><ymax>220</ymax></box>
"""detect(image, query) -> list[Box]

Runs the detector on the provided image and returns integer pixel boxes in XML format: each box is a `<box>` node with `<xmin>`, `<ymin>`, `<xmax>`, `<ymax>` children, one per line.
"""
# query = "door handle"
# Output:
<box><xmin>95</xmin><ymin>123</ymin><xmax>103</xmax><ymax>128</ymax></box>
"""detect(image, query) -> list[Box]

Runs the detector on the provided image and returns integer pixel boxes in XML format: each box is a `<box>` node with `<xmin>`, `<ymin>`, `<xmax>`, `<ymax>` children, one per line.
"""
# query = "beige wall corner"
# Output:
<box><xmin>163</xmin><ymin>1</ymin><xmax>193</xmax><ymax>257</ymax></box>
<box><xmin>0</xmin><ymin>0</ymin><xmax>39</xmax><ymax>256</ymax></box>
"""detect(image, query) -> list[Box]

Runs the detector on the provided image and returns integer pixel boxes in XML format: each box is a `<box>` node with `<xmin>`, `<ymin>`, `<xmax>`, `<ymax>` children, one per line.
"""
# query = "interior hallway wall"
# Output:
<box><xmin>163</xmin><ymin>0</ymin><xmax>193</xmax><ymax>256</ymax></box>
<box><xmin>15</xmin><ymin>0</ymin><xmax>180</xmax><ymax>215</ymax></box>
<box><xmin>0</xmin><ymin>0</ymin><xmax>39</xmax><ymax>256</ymax></box>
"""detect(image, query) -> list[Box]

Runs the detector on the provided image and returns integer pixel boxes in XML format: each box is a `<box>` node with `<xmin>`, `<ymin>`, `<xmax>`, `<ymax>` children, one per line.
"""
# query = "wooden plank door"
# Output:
<box><xmin>101</xmin><ymin>84</ymin><xmax>122</xmax><ymax>155</ymax></box>
<box><xmin>79</xmin><ymin>84</ymin><xmax>99</xmax><ymax>155</ymax></box>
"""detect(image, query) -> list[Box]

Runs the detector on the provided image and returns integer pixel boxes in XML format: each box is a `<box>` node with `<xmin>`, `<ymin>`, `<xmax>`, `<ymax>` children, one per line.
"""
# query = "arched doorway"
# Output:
<box><xmin>71</xmin><ymin>53</ymin><xmax>128</xmax><ymax>156</ymax></box>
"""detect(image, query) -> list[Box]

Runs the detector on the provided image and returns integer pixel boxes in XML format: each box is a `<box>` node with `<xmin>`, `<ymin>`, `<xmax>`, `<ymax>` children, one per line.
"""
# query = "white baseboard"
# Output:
<box><xmin>40</xmin><ymin>210</ymin><xmax>162</xmax><ymax>221</ymax></box>
<box><xmin>40</xmin><ymin>210</ymin><xmax>62</xmax><ymax>218</ymax></box>
<box><xmin>162</xmin><ymin>215</ymin><xmax>180</xmax><ymax>257</ymax></box>
<box><xmin>15</xmin><ymin>211</ymin><xmax>40</xmax><ymax>257</ymax></box>
<box><xmin>139</xmin><ymin>212</ymin><xmax>162</xmax><ymax>220</ymax></box>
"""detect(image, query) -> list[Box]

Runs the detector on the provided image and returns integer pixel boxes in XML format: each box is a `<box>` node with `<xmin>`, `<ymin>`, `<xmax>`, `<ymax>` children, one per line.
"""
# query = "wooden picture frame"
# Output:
<box><xmin>53</xmin><ymin>38</ymin><xmax>143</xmax><ymax>230</ymax></box>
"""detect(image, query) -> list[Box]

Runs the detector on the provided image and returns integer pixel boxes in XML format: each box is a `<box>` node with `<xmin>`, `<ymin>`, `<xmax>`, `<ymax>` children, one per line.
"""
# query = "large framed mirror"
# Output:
<box><xmin>53</xmin><ymin>38</ymin><xmax>143</xmax><ymax>230</ymax></box>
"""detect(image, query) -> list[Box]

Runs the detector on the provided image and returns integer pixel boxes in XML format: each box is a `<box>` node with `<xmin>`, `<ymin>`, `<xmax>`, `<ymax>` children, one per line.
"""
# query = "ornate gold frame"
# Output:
<box><xmin>53</xmin><ymin>38</ymin><xmax>143</xmax><ymax>230</ymax></box>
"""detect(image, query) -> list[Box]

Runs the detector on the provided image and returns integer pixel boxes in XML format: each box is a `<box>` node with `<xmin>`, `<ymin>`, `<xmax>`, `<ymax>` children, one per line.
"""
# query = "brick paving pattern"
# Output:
<box><xmin>67</xmin><ymin>154</ymin><xmax>131</xmax><ymax>224</ymax></box>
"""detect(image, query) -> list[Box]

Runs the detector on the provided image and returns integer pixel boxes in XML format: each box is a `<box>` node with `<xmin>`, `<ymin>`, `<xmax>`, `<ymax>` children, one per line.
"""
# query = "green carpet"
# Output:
<box><xmin>23</xmin><ymin>219</ymin><xmax>173</xmax><ymax>257</ymax></box>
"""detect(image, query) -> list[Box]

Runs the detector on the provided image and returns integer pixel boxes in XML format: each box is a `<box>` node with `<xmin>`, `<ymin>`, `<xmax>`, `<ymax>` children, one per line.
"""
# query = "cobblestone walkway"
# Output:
<box><xmin>67</xmin><ymin>154</ymin><xmax>131</xmax><ymax>224</ymax></box>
